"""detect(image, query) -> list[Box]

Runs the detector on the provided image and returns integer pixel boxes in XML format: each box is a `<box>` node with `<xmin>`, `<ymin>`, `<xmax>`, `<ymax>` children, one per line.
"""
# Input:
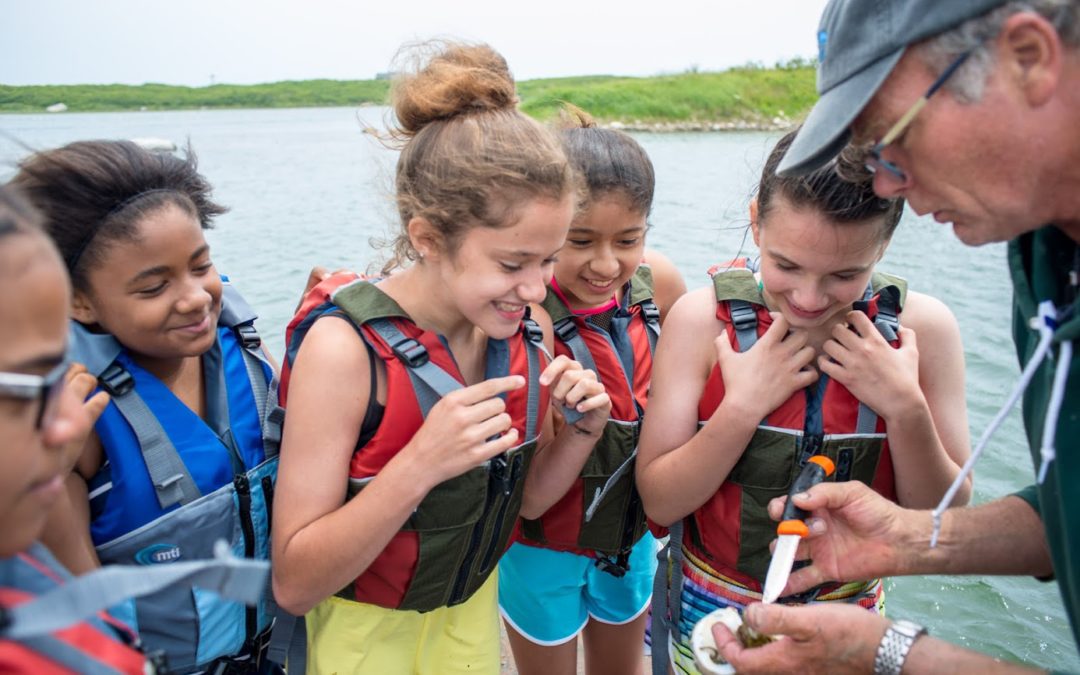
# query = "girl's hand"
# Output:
<box><xmin>540</xmin><ymin>355</ymin><xmax>610</xmax><ymax>437</ymax></box>
<box><xmin>59</xmin><ymin>364</ymin><xmax>110</xmax><ymax>473</ymax></box>
<box><xmin>818</xmin><ymin>311</ymin><xmax>923</xmax><ymax>421</ymax></box>
<box><xmin>404</xmin><ymin>375</ymin><xmax>526</xmax><ymax>485</ymax></box>
<box><xmin>714</xmin><ymin>313</ymin><xmax>818</xmax><ymax>421</ymax></box>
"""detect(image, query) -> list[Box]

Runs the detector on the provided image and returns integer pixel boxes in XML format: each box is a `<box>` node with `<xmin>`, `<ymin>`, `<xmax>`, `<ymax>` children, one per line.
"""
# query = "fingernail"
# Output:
<box><xmin>796</xmin><ymin>491</ymin><xmax>811</xmax><ymax>502</ymax></box>
<box><xmin>746</xmin><ymin>603</ymin><xmax>761</xmax><ymax>625</ymax></box>
<box><xmin>808</xmin><ymin>518</ymin><xmax>825</xmax><ymax>534</ymax></box>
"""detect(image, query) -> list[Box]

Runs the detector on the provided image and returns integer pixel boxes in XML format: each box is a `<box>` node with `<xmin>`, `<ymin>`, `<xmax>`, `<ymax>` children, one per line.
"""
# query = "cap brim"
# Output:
<box><xmin>777</xmin><ymin>47</ymin><xmax>906</xmax><ymax>177</ymax></box>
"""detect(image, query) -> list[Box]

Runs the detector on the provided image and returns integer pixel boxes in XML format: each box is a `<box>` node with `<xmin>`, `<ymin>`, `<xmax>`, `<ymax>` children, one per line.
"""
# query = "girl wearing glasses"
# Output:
<box><xmin>12</xmin><ymin>142</ymin><xmax>281</xmax><ymax>674</ymax></box>
<box><xmin>0</xmin><ymin>184</ymin><xmax>149</xmax><ymax>673</ymax></box>
<box><xmin>636</xmin><ymin>129</ymin><xmax>972</xmax><ymax>675</ymax></box>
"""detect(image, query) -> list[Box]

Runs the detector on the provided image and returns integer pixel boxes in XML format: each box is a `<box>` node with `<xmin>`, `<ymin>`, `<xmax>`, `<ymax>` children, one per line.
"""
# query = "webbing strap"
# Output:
<box><xmin>2</xmin><ymin>542</ymin><xmax>269</xmax><ymax>640</ymax></box>
<box><xmin>639</xmin><ymin>299</ymin><xmax>661</xmax><ymax>356</ymax></box>
<box><xmin>554</xmin><ymin>318</ymin><xmax>600</xmax><ymax>380</ymax></box>
<box><xmin>855</xmin><ymin>403</ymin><xmax>879</xmax><ymax>435</ymax></box>
<box><xmin>728</xmin><ymin>299</ymin><xmax>759</xmax><ymax>353</ymax></box>
<box><xmin>523</xmin><ymin>321</ymin><xmax>544</xmax><ymax>440</ymax></box>
<box><xmin>584</xmin><ymin>446</ymin><xmax>637</xmax><ymax>522</ymax></box>
<box><xmin>651</xmin><ymin>520</ymin><xmax>685</xmax><ymax>675</ymax></box>
<box><xmin>265</xmin><ymin>611</ymin><xmax>306</xmax><ymax>673</ymax></box>
<box><xmin>15</xmin><ymin>634</ymin><xmax>129</xmax><ymax>675</ymax></box>
<box><xmin>366</xmin><ymin>319</ymin><xmax>464</xmax><ymax>417</ymax></box>
<box><xmin>108</xmin><ymin>378</ymin><xmax>201</xmax><ymax>510</ymax></box>
<box><xmin>238</xmin><ymin>337</ymin><xmax>283</xmax><ymax>459</ymax></box>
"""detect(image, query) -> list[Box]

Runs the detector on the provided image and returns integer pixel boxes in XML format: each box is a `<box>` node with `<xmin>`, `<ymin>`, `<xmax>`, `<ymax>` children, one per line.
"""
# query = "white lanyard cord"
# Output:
<box><xmin>930</xmin><ymin>300</ymin><xmax>1059</xmax><ymax>548</ymax></box>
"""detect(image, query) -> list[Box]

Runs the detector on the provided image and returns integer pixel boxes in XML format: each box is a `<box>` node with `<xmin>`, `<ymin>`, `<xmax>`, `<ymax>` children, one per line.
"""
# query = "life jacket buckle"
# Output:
<box><xmin>729</xmin><ymin>302</ymin><xmax>758</xmax><ymax>332</ymax></box>
<box><xmin>640</xmin><ymin>300</ymin><xmax>661</xmax><ymax>324</ymax></box>
<box><xmin>236</xmin><ymin>323</ymin><xmax>262</xmax><ymax>350</ymax></box>
<box><xmin>523</xmin><ymin>318</ymin><xmax>544</xmax><ymax>346</ymax></box>
<box><xmin>390</xmin><ymin>337</ymin><xmax>429</xmax><ymax>368</ymax></box>
<box><xmin>99</xmin><ymin>363</ymin><xmax>135</xmax><ymax>397</ymax></box>
<box><xmin>594</xmin><ymin>555</ymin><xmax>629</xmax><ymax>578</ymax></box>
<box><xmin>554</xmin><ymin>318</ymin><xmax>579</xmax><ymax>343</ymax></box>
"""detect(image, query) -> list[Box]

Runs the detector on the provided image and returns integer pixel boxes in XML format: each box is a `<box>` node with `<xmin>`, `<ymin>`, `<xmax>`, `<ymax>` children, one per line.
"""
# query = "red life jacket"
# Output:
<box><xmin>282</xmin><ymin>273</ymin><xmax>549</xmax><ymax>612</ymax></box>
<box><xmin>518</xmin><ymin>265</ymin><xmax>659</xmax><ymax>575</ymax></box>
<box><xmin>0</xmin><ymin>545</ymin><xmax>149</xmax><ymax>675</ymax></box>
<box><xmin>683</xmin><ymin>259</ymin><xmax>906</xmax><ymax>589</ymax></box>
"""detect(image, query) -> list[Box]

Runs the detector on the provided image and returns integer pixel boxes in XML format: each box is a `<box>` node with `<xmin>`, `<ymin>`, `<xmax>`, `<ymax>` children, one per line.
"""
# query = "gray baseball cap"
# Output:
<box><xmin>777</xmin><ymin>0</ymin><xmax>1009</xmax><ymax>177</ymax></box>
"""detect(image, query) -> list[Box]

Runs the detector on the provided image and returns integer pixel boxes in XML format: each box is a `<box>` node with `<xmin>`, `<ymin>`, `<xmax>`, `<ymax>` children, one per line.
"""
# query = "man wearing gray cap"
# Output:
<box><xmin>713</xmin><ymin>1</ymin><xmax>1080</xmax><ymax>673</ymax></box>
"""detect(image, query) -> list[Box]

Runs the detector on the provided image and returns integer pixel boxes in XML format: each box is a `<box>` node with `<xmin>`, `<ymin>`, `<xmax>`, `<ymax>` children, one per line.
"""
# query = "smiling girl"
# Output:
<box><xmin>636</xmin><ymin>130</ymin><xmax>972</xmax><ymax>675</ymax></box>
<box><xmin>272</xmin><ymin>42</ymin><xmax>610</xmax><ymax>673</ymax></box>
<box><xmin>498</xmin><ymin>109</ymin><xmax>685</xmax><ymax>675</ymax></box>
<box><xmin>13</xmin><ymin>141</ymin><xmax>281</xmax><ymax>674</ymax></box>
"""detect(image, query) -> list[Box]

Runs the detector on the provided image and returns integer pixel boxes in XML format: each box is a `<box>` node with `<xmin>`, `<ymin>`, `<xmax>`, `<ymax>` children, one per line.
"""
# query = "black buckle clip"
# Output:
<box><xmin>729</xmin><ymin>302</ymin><xmax>758</xmax><ymax>332</ymax></box>
<box><xmin>523</xmin><ymin>318</ymin><xmax>544</xmax><ymax>346</ymax></box>
<box><xmin>237</xmin><ymin>324</ymin><xmax>262</xmax><ymax>350</ymax></box>
<box><xmin>641</xmin><ymin>301</ymin><xmax>661</xmax><ymax>324</ymax></box>
<box><xmin>99</xmin><ymin>363</ymin><xmax>135</xmax><ymax>397</ymax></box>
<box><xmin>390</xmin><ymin>337</ymin><xmax>429</xmax><ymax>368</ymax></box>
<box><xmin>554</xmin><ymin>319</ymin><xmax>579</xmax><ymax>343</ymax></box>
<box><xmin>594</xmin><ymin>554</ymin><xmax>629</xmax><ymax>578</ymax></box>
<box><xmin>490</xmin><ymin>454</ymin><xmax>512</xmax><ymax>495</ymax></box>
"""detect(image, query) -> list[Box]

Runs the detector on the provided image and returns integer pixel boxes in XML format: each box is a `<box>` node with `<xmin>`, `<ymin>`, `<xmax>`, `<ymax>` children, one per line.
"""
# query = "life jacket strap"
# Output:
<box><xmin>728</xmin><ymin>299</ymin><xmax>759</xmax><ymax>353</ymax></box>
<box><xmin>1</xmin><ymin>542</ymin><xmax>268</xmax><ymax>641</ymax></box>
<box><xmin>639</xmin><ymin>299</ymin><xmax>661</xmax><ymax>355</ymax></box>
<box><xmin>104</xmin><ymin>363</ymin><xmax>203</xmax><ymax>510</ymax></box>
<box><xmin>651</xmin><ymin>520</ymin><xmax>685</xmax><ymax>675</ymax></box>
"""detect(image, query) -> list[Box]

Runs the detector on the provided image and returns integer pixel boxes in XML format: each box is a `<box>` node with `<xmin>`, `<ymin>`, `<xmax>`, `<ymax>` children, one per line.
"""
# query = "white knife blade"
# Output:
<box><xmin>761</xmin><ymin>533</ymin><xmax>800</xmax><ymax>604</ymax></box>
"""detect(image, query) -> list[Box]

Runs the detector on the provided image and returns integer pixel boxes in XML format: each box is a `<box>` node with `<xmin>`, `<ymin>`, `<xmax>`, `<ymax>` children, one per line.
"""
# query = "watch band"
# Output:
<box><xmin>873</xmin><ymin>619</ymin><xmax>928</xmax><ymax>675</ymax></box>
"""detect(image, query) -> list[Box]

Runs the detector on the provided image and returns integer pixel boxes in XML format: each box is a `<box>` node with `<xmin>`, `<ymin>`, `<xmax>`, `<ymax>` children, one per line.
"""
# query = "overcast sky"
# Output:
<box><xmin>2</xmin><ymin>0</ymin><xmax>829</xmax><ymax>86</ymax></box>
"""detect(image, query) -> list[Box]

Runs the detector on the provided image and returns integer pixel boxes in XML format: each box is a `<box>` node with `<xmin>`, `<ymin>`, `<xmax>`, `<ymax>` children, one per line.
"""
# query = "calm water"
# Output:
<box><xmin>2</xmin><ymin>106</ymin><xmax>1077</xmax><ymax>671</ymax></box>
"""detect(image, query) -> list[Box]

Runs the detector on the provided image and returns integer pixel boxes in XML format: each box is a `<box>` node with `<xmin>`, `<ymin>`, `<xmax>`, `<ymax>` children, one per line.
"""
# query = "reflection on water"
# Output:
<box><xmin>2</xmin><ymin>106</ymin><xmax>1076</xmax><ymax>671</ymax></box>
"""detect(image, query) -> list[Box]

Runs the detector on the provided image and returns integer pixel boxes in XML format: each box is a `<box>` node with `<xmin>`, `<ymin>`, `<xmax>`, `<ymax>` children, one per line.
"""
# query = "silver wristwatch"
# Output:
<box><xmin>873</xmin><ymin>619</ymin><xmax>927</xmax><ymax>675</ymax></box>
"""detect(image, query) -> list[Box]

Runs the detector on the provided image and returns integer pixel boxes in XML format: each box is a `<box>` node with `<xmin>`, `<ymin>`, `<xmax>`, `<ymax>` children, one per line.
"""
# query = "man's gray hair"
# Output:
<box><xmin>917</xmin><ymin>0</ymin><xmax>1080</xmax><ymax>102</ymax></box>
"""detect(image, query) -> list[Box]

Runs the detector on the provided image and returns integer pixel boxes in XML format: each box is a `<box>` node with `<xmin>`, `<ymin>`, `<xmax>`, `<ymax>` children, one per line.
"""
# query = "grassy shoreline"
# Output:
<box><xmin>0</xmin><ymin>63</ymin><xmax>815</xmax><ymax>129</ymax></box>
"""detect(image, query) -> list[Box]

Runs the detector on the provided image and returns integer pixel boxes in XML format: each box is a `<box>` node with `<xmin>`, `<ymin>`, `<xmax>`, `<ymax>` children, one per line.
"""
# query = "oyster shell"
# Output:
<box><xmin>690</xmin><ymin>607</ymin><xmax>776</xmax><ymax>674</ymax></box>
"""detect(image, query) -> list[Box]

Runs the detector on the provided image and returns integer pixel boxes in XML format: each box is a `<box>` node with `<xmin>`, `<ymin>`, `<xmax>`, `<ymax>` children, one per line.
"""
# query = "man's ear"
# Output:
<box><xmin>999</xmin><ymin>11</ymin><xmax>1062</xmax><ymax>107</ymax></box>
<box><xmin>749</xmin><ymin>197</ymin><xmax>762</xmax><ymax>247</ymax></box>
<box><xmin>70</xmin><ymin>290</ymin><xmax>97</xmax><ymax>325</ymax></box>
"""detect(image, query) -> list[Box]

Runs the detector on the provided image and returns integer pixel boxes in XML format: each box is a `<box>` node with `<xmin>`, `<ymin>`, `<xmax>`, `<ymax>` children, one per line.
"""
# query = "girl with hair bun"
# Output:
<box><xmin>273</xmin><ymin>41</ymin><xmax>611</xmax><ymax>673</ymax></box>
<box><xmin>499</xmin><ymin>107</ymin><xmax>685</xmax><ymax>675</ymax></box>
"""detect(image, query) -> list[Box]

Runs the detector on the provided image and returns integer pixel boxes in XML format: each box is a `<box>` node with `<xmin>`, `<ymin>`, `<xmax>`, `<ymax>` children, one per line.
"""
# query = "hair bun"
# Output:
<box><xmin>556</xmin><ymin>103</ymin><xmax>596</xmax><ymax>130</ymax></box>
<box><xmin>391</xmin><ymin>41</ymin><xmax>518</xmax><ymax>137</ymax></box>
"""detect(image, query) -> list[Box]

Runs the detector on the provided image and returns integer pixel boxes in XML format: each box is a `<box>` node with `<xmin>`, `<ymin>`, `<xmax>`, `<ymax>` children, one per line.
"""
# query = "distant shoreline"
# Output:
<box><xmin>0</xmin><ymin>62</ymin><xmax>814</xmax><ymax>130</ymax></box>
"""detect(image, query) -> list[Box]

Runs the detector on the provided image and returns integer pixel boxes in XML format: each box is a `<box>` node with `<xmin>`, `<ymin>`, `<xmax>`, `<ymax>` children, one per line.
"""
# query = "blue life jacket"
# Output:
<box><xmin>68</xmin><ymin>280</ymin><xmax>283</xmax><ymax>674</ymax></box>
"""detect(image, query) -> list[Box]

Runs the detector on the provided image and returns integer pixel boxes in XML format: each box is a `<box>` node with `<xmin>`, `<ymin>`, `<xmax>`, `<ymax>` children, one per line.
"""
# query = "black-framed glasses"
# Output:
<box><xmin>0</xmin><ymin>360</ymin><xmax>68</xmax><ymax>429</ymax></box>
<box><xmin>865</xmin><ymin>49</ymin><xmax>975</xmax><ymax>183</ymax></box>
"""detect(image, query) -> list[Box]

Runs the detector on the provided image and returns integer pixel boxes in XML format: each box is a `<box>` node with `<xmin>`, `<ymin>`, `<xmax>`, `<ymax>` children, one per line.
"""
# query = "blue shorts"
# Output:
<box><xmin>498</xmin><ymin>533</ymin><xmax>657</xmax><ymax>645</ymax></box>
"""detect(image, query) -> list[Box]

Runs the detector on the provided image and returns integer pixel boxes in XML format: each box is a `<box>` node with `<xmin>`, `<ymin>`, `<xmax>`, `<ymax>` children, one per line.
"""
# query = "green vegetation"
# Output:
<box><xmin>0</xmin><ymin>62</ymin><xmax>817</xmax><ymax>127</ymax></box>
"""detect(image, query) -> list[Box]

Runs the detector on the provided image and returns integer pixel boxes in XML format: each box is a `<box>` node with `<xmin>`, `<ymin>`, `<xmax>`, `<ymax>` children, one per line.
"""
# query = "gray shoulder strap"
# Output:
<box><xmin>220</xmin><ymin>280</ymin><xmax>283</xmax><ymax>459</ymax></box>
<box><xmin>365</xmin><ymin>318</ymin><xmax>464</xmax><ymax>417</ymax></box>
<box><xmin>651</xmin><ymin>520</ymin><xmax>685</xmax><ymax>675</ymax></box>
<box><xmin>103</xmin><ymin>372</ymin><xmax>202</xmax><ymax>511</ymax></box>
<box><xmin>67</xmin><ymin>322</ymin><xmax>123</xmax><ymax>377</ymax></box>
<box><xmin>2</xmin><ymin>542</ymin><xmax>268</xmax><ymax>641</ymax></box>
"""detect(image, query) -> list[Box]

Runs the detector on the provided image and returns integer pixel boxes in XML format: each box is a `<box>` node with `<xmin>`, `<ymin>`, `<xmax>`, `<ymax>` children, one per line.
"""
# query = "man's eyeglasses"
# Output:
<box><xmin>0</xmin><ymin>360</ymin><xmax>68</xmax><ymax>429</ymax></box>
<box><xmin>865</xmin><ymin>49</ymin><xmax>975</xmax><ymax>183</ymax></box>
